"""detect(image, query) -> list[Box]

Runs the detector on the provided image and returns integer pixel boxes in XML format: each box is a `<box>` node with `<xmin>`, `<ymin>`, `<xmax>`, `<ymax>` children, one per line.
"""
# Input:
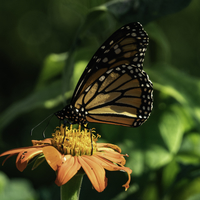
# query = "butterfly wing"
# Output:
<box><xmin>69</xmin><ymin>22</ymin><xmax>153</xmax><ymax>127</ymax></box>
<box><xmin>73</xmin><ymin>64</ymin><xmax>153</xmax><ymax>127</ymax></box>
<box><xmin>71</xmin><ymin>22</ymin><xmax>149</xmax><ymax>104</ymax></box>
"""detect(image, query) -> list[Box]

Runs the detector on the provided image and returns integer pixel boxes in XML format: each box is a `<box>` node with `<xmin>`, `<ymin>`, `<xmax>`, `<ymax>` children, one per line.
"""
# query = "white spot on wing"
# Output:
<box><xmin>114</xmin><ymin>44</ymin><xmax>119</xmax><ymax>49</ymax></box>
<box><xmin>132</xmin><ymin>33</ymin><xmax>137</xmax><ymax>37</ymax></box>
<box><xmin>106</xmin><ymin>69</ymin><xmax>113</xmax><ymax>74</ymax></box>
<box><xmin>102</xmin><ymin>57</ymin><xmax>108</xmax><ymax>63</ymax></box>
<box><xmin>85</xmin><ymin>85</ymin><xmax>91</xmax><ymax>92</ymax></box>
<box><xmin>99</xmin><ymin>76</ymin><xmax>105</xmax><ymax>82</ymax></box>
<box><xmin>115</xmin><ymin>48</ymin><xmax>121</xmax><ymax>54</ymax></box>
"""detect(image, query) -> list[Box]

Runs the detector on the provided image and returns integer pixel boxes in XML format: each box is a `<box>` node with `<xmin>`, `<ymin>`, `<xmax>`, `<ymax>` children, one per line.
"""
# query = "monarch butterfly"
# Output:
<box><xmin>55</xmin><ymin>22</ymin><xmax>153</xmax><ymax>128</ymax></box>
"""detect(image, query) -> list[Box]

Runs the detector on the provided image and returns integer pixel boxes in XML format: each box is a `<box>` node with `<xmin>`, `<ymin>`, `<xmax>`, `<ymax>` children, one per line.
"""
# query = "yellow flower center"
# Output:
<box><xmin>51</xmin><ymin>124</ymin><xmax>100</xmax><ymax>156</ymax></box>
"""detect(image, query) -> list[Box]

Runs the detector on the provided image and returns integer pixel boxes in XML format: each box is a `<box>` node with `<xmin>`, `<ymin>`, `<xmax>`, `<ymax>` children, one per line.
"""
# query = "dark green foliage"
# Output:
<box><xmin>1</xmin><ymin>0</ymin><xmax>200</xmax><ymax>199</ymax></box>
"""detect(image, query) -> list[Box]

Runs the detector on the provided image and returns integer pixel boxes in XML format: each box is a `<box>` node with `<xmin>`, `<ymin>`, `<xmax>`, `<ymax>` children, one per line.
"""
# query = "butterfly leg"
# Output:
<box><xmin>61</xmin><ymin>120</ymin><xmax>71</xmax><ymax>146</ymax></box>
<box><xmin>83</xmin><ymin>123</ymin><xmax>93</xmax><ymax>155</ymax></box>
<box><xmin>63</xmin><ymin>119</ymin><xmax>72</xmax><ymax>128</ymax></box>
<box><xmin>89</xmin><ymin>128</ymin><xmax>93</xmax><ymax>155</ymax></box>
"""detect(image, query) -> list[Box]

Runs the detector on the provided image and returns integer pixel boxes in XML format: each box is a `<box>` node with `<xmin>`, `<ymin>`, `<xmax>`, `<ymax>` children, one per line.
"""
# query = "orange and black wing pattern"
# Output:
<box><xmin>55</xmin><ymin>22</ymin><xmax>153</xmax><ymax>127</ymax></box>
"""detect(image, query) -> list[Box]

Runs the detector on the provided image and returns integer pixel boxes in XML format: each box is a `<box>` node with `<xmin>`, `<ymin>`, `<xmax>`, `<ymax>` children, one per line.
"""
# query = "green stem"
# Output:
<box><xmin>60</xmin><ymin>174</ymin><xmax>84</xmax><ymax>200</ymax></box>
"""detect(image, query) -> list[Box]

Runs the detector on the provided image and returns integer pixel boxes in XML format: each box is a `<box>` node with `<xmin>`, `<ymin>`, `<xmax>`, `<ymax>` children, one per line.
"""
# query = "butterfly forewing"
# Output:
<box><xmin>71</xmin><ymin>22</ymin><xmax>149</xmax><ymax>104</ymax></box>
<box><xmin>55</xmin><ymin>22</ymin><xmax>153</xmax><ymax>127</ymax></box>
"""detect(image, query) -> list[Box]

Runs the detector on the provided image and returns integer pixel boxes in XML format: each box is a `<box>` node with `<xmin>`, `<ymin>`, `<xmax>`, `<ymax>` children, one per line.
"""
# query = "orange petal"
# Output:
<box><xmin>97</xmin><ymin>143</ymin><xmax>121</xmax><ymax>153</ymax></box>
<box><xmin>32</xmin><ymin>138</ymin><xmax>52</xmax><ymax>145</ymax></box>
<box><xmin>55</xmin><ymin>156</ymin><xmax>81</xmax><ymax>186</ymax></box>
<box><xmin>93</xmin><ymin>155</ymin><xmax>132</xmax><ymax>191</ymax></box>
<box><xmin>0</xmin><ymin>146</ymin><xmax>38</xmax><ymax>157</ymax></box>
<box><xmin>94</xmin><ymin>154</ymin><xmax>131</xmax><ymax>172</ymax></box>
<box><xmin>93</xmin><ymin>154</ymin><xmax>122</xmax><ymax>171</ymax></box>
<box><xmin>95</xmin><ymin>151</ymin><xmax>126</xmax><ymax>165</ymax></box>
<box><xmin>78</xmin><ymin>155</ymin><xmax>107</xmax><ymax>192</ymax></box>
<box><xmin>121</xmin><ymin>166</ymin><xmax>132</xmax><ymax>191</ymax></box>
<box><xmin>43</xmin><ymin>146</ymin><xmax>62</xmax><ymax>171</ymax></box>
<box><xmin>2</xmin><ymin>154</ymin><xmax>17</xmax><ymax>166</ymax></box>
<box><xmin>16</xmin><ymin>148</ymin><xmax>43</xmax><ymax>172</ymax></box>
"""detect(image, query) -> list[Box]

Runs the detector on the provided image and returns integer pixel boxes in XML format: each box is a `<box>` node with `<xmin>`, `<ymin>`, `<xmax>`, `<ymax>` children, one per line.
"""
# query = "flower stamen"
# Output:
<box><xmin>51</xmin><ymin>124</ymin><xmax>99</xmax><ymax>156</ymax></box>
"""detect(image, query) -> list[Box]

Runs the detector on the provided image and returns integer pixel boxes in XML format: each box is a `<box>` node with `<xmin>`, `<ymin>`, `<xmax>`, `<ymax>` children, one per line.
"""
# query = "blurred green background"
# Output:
<box><xmin>1</xmin><ymin>0</ymin><xmax>200</xmax><ymax>199</ymax></box>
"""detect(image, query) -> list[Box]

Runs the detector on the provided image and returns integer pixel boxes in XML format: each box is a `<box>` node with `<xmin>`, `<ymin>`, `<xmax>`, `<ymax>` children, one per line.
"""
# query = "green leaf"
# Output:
<box><xmin>121</xmin><ymin>124</ymin><xmax>173</xmax><ymax>173</ymax></box>
<box><xmin>62</xmin><ymin>0</ymin><xmax>90</xmax><ymax>17</ymax></box>
<box><xmin>159</xmin><ymin>109</ymin><xmax>184</xmax><ymax>154</ymax></box>
<box><xmin>105</xmin><ymin>0</ymin><xmax>192</xmax><ymax>24</ymax></box>
<box><xmin>0</xmin><ymin>174</ymin><xmax>36</xmax><ymax>200</ymax></box>
<box><xmin>144</xmin><ymin>144</ymin><xmax>173</xmax><ymax>169</ymax></box>
<box><xmin>0</xmin><ymin>80</ymin><xmax>72</xmax><ymax>132</ymax></box>
<box><xmin>162</xmin><ymin>159</ymin><xmax>180</xmax><ymax>189</ymax></box>
<box><xmin>177</xmin><ymin>132</ymin><xmax>200</xmax><ymax>164</ymax></box>
<box><xmin>146</xmin><ymin>22</ymin><xmax>171</xmax><ymax>63</ymax></box>
<box><xmin>171</xmin><ymin>177</ymin><xmax>200</xmax><ymax>200</ymax></box>
<box><xmin>0</xmin><ymin>172</ymin><xmax>9</xmax><ymax>192</ymax></box>
<box><xmin>36</xmin><ymin>53</ymin><xmax>67</xmax><ymax>90</ymax></box>
<box><xmin>187</xmin><ymin>193</ymin><xmax>200</xmax><ymax>200</ymax></box>
<box><xmin>147</xmin><ymin>63</ymin><xmax>200</xmax><ymax>130</ymax></box>
<box><xmin>32</xmin><ymin>154</ymin><xmax>46</xmax><ymax>170</ymax></box>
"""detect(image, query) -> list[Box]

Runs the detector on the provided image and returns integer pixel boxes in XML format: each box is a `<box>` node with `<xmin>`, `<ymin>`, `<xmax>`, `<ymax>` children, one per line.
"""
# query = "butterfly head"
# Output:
<box><xmin>55</xmin><ymin>105</ymin><xmax>88</xmax><ymax>126</ymax></box>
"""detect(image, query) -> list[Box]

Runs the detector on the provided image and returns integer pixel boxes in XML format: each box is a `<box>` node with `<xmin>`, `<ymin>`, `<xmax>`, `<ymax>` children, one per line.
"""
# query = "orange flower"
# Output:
<box><xmin>0</xmin><ymin>125</ymin><xmax>132</xmax><ymax>192</ymax></box>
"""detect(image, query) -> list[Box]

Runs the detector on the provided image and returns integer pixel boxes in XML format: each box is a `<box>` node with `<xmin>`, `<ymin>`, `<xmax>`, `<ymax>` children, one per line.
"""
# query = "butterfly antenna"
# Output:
<box><xmin>42</xmin><ymin>114</ymin><xmax>54</xmax><ymax>138</ymax></box>
<box><xmin>31</xmin><ymin>113</ymin><xmax>54</xmax><ymax>136</ymax></box>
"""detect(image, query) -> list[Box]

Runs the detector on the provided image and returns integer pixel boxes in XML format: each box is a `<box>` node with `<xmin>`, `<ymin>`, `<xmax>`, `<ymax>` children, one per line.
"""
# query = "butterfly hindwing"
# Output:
<box><xmin>74</xmin><ymin>63</ymin><xmax>153</xmax><ymax>127</ymax></box>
